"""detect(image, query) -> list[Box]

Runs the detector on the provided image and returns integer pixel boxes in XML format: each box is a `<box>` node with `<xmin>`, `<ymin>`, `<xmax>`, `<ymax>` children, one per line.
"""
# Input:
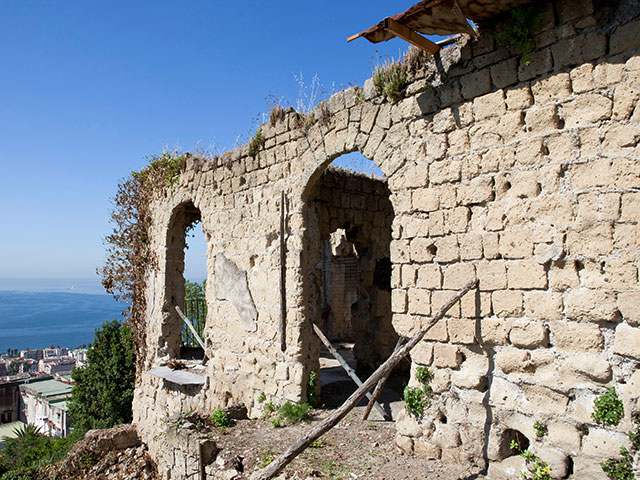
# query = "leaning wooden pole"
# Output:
<box><xmin>251</xmin><ymin>278</ymin><xmax>478</xmax><ymax>480</ymax></box>
<box><xmin>312</xmin><ymin>322</ymin><xmax>390</xmax><ymax>421</ymax></box>
<box><xmin>362</xmin><ymin>336</ymin><xmax>405</xmax><ymax>421</ymax></box>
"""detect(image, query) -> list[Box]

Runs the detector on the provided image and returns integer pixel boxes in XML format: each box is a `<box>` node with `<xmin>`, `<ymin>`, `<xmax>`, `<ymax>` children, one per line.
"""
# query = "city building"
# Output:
<box><xmin>19</xmin><ymin>377</ymin><xmax>72</xmax><ymax>437</ymax></box>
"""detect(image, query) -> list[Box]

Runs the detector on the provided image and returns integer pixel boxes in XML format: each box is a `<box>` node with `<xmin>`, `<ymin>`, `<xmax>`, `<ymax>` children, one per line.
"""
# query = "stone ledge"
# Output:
<box><xmin>147</xmin><ymin>366</ymin><xmax>206</xmax><ymax>386</ymax></box>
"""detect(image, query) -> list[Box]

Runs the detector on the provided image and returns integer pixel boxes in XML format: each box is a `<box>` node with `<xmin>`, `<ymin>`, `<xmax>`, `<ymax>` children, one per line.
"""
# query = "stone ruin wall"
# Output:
<box><xmin>133</xmin><ymin>0</ymin><xmax>640</xmax><ymax>477</ymax></box>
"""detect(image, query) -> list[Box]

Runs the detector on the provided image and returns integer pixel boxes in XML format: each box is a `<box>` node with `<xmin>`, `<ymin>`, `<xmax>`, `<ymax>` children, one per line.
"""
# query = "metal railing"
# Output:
<box><xmin>180</xmin><ymin>299</ymin><xmax>206</xmax><ymax>347</ymax></box>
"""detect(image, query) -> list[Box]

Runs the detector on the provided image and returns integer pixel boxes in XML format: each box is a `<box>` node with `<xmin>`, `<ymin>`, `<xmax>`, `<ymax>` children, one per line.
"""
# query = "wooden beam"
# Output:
<box><xmin>362</xmin><ymin>336</ymin><xmax>405</xmax><ymax>421</ymax></box>
<box><xmin>384</xmin><ymin>17</ymin><xmax>440</xmax><ymax>55</ymax></box>
<box><xmin>250</xmin><ymin>278</ymin><xmax>478</xmax><ymax>480</ymax></box>
<box><xmin>279</xmin><ymin>191</ymin><xmax>287</xmax><ymax>352</ymax></box>
<box><xmin>312</xmin><ymin>322</ymin><xmax>390</xmax><ymax>421</ymax></box>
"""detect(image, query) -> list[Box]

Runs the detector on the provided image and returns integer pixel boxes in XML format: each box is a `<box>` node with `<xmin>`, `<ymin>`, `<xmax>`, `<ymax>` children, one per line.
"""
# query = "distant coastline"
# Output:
<box><xmin>0</xmin><ymin>277</ymin><xmax>108</xmax><ymax>295</ymax></box>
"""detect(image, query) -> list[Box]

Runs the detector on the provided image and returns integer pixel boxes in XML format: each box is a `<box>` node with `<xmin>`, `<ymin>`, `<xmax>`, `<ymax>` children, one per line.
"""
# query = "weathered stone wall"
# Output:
<box><xmin>133</xmin><ymin>0</ymin><xmax>640</xmax><ymax>477</ymax></box>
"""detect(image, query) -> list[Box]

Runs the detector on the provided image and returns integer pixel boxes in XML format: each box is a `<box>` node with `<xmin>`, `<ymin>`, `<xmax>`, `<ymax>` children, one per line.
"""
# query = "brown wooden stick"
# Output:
<box><xmin>312</xmin><ymin>323</ymin><xmax>390</xmax><ymax>421</ymax></box>
<box><xmin>362</xmin><ymin>336</ymin><xmax>405</xmax><ymax>421</ymax></box>
<box><xmin>279</xmin><ymin>191</ymin><xmax>287</xmax><ymax>352</ymax></box>
<box><xmin>251</xmin><ymin>277</ymin><xmax>478</xmax><ymax>480</ymax></box>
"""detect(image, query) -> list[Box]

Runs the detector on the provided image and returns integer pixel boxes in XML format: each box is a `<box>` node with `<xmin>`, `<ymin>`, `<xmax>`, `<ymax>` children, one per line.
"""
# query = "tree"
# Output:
<box><xmin>185</xmin><ymin>279</ymin><xmax>205</xmax><ymax>302</ymax></box>
<box><xmin>67</xmin><ymin>320</ymin><xmax>135</xmax><ymax>431</ymax></box>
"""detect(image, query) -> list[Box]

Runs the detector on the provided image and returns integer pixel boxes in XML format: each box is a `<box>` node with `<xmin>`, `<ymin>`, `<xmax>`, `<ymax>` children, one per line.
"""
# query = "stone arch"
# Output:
<box><xmin>158</xmin><ymin>199</ymin><xmax>207</xmax><ymax>360</ymax></box>
<box><xmin>296</xmin><ymin>127</ymin><xmax>405</xmax><ymax>407</ymax></box>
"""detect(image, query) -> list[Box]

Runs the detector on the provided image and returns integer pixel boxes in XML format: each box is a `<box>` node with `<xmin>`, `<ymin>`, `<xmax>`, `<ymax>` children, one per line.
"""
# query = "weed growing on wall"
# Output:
<box><xmin>600</xmin><ymin>411</ymin><xmax>640</xmax><ymax>479</ymax></box>
<box><xmin>373</xmin><ymin>58</ymin><xmax>408</xmax><ymax>102</ymax></box>
<box><xmin>99</xmin><ymin>151</ymin><xmax>187</xmax><ymax>372</ymax></box>
<box><xmin>248</xmin><ymin>128</ymin><xmax>265</xmax><ymax>158</ymax></box>
<box><xmin>494</xmin><ymin>3</ymin><xmax>544</xmax><ymax>65</ymax></box>
<box><xmin>210</xmin><ymin>408</ymin><xmax>231</xmax><ymax>430</ymax></box>
<box><xmin>592</xmin><ymin>388</ymin><xmax>625</xmax><ymax>426</ymax></box>
<box><xmin>511</xmin><ymin>440</ymin><xmax>552</xmax><ymax>480</ymax></box>
<box><xmin>533</xmin><ymin>421</ymin><xmax>547</xmax><ymax>438</ymax></box>
<box><xmin>403</xmin><ymin>366</ymin><xmax>434</xmax><ymax>418</ymax></box>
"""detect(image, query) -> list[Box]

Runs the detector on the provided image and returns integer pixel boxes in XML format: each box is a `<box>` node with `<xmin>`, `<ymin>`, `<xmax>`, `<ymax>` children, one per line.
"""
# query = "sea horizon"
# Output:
<box><xmin>0</xmin><ymin>278</ymin><xmax>127</xmax><ymax>352</ymax></box>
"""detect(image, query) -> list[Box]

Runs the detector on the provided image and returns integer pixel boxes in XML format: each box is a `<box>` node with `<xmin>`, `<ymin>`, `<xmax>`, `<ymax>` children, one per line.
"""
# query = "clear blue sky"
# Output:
<box><xmin>0</xmin><ymin>0</ymin><xmax>422</xmax><ymax>280</ymax></box>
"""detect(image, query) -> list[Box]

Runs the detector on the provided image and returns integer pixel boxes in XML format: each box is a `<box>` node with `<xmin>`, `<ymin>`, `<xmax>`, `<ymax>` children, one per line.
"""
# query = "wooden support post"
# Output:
<box><xmin>312</xmin><ymin>323</ymin><xmax>390</xmax><ymax>421</ymax></box>
<box><xmin>174</xmin><ymin>304</ymin><xmax>206</xmax><ymax>353</ymax></box>
<box><xmin>384</xmin><ymin>17</ymin><xmax>441</xmax><ymax>55</ymax></box>
<box><xmin>279</xmin><ymin>191</ymin><xmax>287</xmax><ymax>352</ymax></box>
<box><xmin>251</xmin><ymin>278</ymin><xmax>478</xmax><ymax>480</ymax></box>
<box><xmin>362</xmin><ymin>336</ymin><xmax>405</xmax><ymax>421</ymax></box>
<box><xmin>198</xmin><ymin>441</ymin><xmax>206</xmax><ymax>480</ymax></box>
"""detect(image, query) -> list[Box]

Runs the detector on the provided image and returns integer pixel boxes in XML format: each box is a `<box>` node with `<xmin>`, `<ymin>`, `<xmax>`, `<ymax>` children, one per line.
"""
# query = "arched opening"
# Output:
<box><xmin>163</xmin><ymin>200</ymin><xmax>207</xmax><ymax>361</ymax></box>
<box><xmin>302</xmin><ymin>151</ymin><xmax>405</xmax><ymax>413</ymax></box>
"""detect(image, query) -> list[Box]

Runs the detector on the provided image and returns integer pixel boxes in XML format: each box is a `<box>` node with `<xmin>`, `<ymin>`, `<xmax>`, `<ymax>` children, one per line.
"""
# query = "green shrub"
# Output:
<box><xmin>257</xmin><ymin>392</ymin><xmax>266</xmax><ymax>403</ymax></box>
<box><xmin>404</xmin><ymin>386</ymin><xmax>429</xmax><ymax>418</ymax></box>
<box><xmin>592</xmin><ymin>388</ymin><xmax>624</xmax><ymax>426</ymax></box>
<box><xmin>415</xmin><ymin>366</ymin><xmax>434</xmax><ymax>386</ymax></box>
<box><xmin>210</xmin><ymin>408</ymin><xmax>230</xmax><ymax>430</ymax></box>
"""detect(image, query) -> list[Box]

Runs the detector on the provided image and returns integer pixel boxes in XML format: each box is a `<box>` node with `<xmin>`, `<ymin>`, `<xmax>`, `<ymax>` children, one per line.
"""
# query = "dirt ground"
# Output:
<box><xmin>203</xmin><ymin>345</ymin><xmax>487</xmax><ymax>480</ymax></box>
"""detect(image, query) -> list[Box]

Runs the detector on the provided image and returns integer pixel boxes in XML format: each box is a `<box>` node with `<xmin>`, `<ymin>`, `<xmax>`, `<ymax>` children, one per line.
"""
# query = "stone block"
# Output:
<box><xmin>566</xmin><ymin>222</ymin><xmax>612</xmax><ymax>256</ymax></box>
<box><xmin>506</xmin><ymin>85</ymin><xmax>533</xmax><ymax>110</ymax></box>
<box><xmin>492</xmin><ymin>290</ymin><xmax>523</xmax><ymax>318</ymax></box>
<box><xmin>499</xmin><ymin>229</ymin><xmax>533</xmax><ymax>259</ymax></box>
<box><xmin>610</xmin><ymin>19</ymin><xmax>640</xmax><ymax>55</ymax></box>
<box><xmin>473</xmin><ymin>90</ymin><xmax>506</xmax><ymax>120</ymax></box>
<box><xmin>524</xmin><ymin>105</ymin><xmax>561</xmax><ymax>135</ymax></box>
<box><xmin>549</xmin><ymin>321</ymin><xmax>603</xmax><ymax>353</ymax></box>
<box><xmin>518</xmin><ymin>48</ymin><xmax>553</xmax><ymax>82</ymax></box>
<box><xmin>562</xmin><ymin>94</ymin><xmax>612</xmax><ymax>128</ymax></box>
<box><xmin>570</xmin><ymin>63</ymin><xmax>594</xmax><ymax>93</ymax></box>
<box><xmin>460</xmin><ymin>290</ymin><xmax>492</xmax><ymax>318</ymax></box>
<box><xmin>446</xmin><ymin>207</ymin><xmax>470</xmax><ymax>234</ymax></box>
<box><xmin>477</xmin><ymin>260</ymin><xmax>507</xmax><ymax>291</ymax></box>
<box><xmin>496</xmin><ymin>349</ymin><xmax>531</xmax><ymax>374</ymax></box>
<box><xmin>524</xmin><ymin>291</ymin><xmax>563</xmax><ymax>320</ymax></box>
<box><xmin>509</xmin><ymin>321</ymin><xmax>549</xmax><ymax>348</ymax></box>
<box><xmin>458</xmin><ymin>233</ymin><xmax>484</xmax><ymax>260</ymax></box>
<box><xmin>531</xmin><ymin>73</ymin><xmax>572</xmax><ymax>105</ymax></box>
<box><xmin>618</xmin><ymin>292</ymin><xmax>640</xmax><ymax>326</ymax></box>
<box><xmin>582</xmin><ymin>428</ymin><xmax>630</xmax><ymax>457</ymax></box>
<box><xmin>391</xmin><ymin>289</ymin><xmax>407</xmax><ymax>314</ymax></box>
<box><xmin>434</xmin><ymin>236</ymin><xmax>460</xmax><ymax>263</ymax></box>
<box><xmin>448</xmin><ymin>318</ymin><xmax>477</xmax><ymax>345</ymax></box>
<box><xmin>613</xmin><ymin>84</ymin><xmax>640</xmax><ymax>121</ymax></box>
<box><xmin>560</xmin><ymin>354</ymin><xmax>612</xmax><ymax>384</ymax></box>
<box><xmin>412</xmin><ymin>188</ymin><xmax>440</xmax><ymax>212</ymax></box>
<box><xmin>456</xmin><ymin>176</ymin><xmax>494</xmax><ymax>205</ymax></box>
<box><xmin>564</xmin><ymin>289</ymin><xmax>618</xmax><ymax>323</ymax></box>
<box><xmin>491</xmin><ymin>58</ymin><xmax>519</xmax><ymax>89</ymax></box>
<box><xmin>414</xmin><ymin>439</ymin><xmax>441</xmax><ymax>459</ymax></box>
<box><xmin>412</xmin><ymin>341</ymin><xmax>434</xmax><ymax>365</ymax></box>
<box><xmin>523</xmin><ymin>384</ymin><xmax>568</xmax><ymax>415</ymax></box>
<box><xmin>621</xmin><ymin>192</ymin><xmax>640</xmax><ymax>221</ymax></box>
<box><xmin>410</xmin><ymin>237</ymin><xmax>437</xmax><ymax>263</ymax></box>
<box><xmin>433</xmin><ymin>343</ymin><xmax>463</xmax><ymax>368</ymax></box>
<box><xmin>613</xmin><ymin>323</ymin><xmax>640</xmax><ymax>359</ymax></box>
<box><xmin>507</xmin><ymin>170</ymin><xmax>540</xmax><ymax>198</ymax></box>
<box><xmin>479</xmin><ymin>318</ymin><xmax>511</xmax><ymax>345</ymax></box>
<box><xmin>461</xmin><ymin>68</ymin><xmax>491</xmax><ymax>100</ymax></box>
<box><xmin>424</xmin><ymin>316</ymin><xmax>449</xmax><ymax>341</ymax></box>
<box><xmin>483</xmin><ymin>232</ymin><xmax>500</xmax><ymax>259</ymax></box>
<box><xmin>429</xmin><ymin>160</ymin><xmax>460</xmax><ymax>185</ymax></box>
<box><xmin>507</xmin><ymin>260</ymin><xmax>548</xmax><ymax>290</ymax></box>
<box><xmin>408</xmin><ymin>288</ymin><xmax>431</xmax><ymax>316</ymax></box>
<box><xmin>416</xmin><ymin>263</ymin><xmax>442</xmax><ymax>289</ymax></box>
<box><xmin>443</xmin><ymin>262</ymin><xmax>476</xmax><ymax>290</ymax></box>
<box><xmin>547</xmin><ymin>422</ymin><xmax>582</xmax><ymax>454</ymax></box>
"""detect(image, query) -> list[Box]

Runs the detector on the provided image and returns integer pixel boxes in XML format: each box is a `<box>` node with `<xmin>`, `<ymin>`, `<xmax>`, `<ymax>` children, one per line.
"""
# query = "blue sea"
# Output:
<box><xmin>0</xmin><ymin>278</ymin><xmax>126</xmax><ymax>351</ymax></box>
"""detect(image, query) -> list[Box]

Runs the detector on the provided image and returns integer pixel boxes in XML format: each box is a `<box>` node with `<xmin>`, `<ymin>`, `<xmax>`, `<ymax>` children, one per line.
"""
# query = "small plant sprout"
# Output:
<box><xmin>210</xmin><ymin>408</ymin><xmax>230</xmax><ymax>430</ymax></box>
<box><xmin>307</xmin><ymin>371</ymin><xmax>319</xmax><ymax>408</ymax></box>
<box><xmin>415</xmin><ymin>366</ymin><xmax>434</xmax><ymax>386</ymax></box>
<box><xmin>258</xmin><ymin>449</ymin><xmax>276</xmax><ymax>469</ymax></box>
<box><xmin>494</xmin><ymin>3</ymin><xmax>544</xmax><ymax>65</ymax></box>
<box><xmin>257</xmin><ymin>392</ymin><xmax>266</xmax><ymax>403</ymax></box>
<box><xmin>271</xmin><ymin>401</ymin><xmax>312</xmax><ymax>428</ymax></box>
<box><xmin>600</xmin><ymin>410</ymin><xmax>639</xmax><ymax>479</ymax></box>
<box><xmin>592</xmin><ymin>388</ymin><xmax>624</xmax><ymax>426</ymax></box>
<box><xmin>404</xmin><ymin>365</ymin><xmax>435</xmax><ymax>418</ymax></box>
<box><xmin>519</xmin><ymin>449</ymin><xmax>552</xmax><ymax>480</ymax></box>
<box><xmin>533</xmin><ymin>421</ymin><xmax>547</xmax><ymax>438</ymax></box>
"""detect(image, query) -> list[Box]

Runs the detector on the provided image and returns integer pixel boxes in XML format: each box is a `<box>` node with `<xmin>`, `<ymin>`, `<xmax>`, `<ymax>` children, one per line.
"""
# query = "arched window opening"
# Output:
<box><xmin>164</xmin><ymin>201</ymin><xmax>207</xmax><ymax>361</ymax></box>
<box><xmin>303</xmin><ymin>152</ymin><xmax>407</xmax><ymax>411</ymax></box>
